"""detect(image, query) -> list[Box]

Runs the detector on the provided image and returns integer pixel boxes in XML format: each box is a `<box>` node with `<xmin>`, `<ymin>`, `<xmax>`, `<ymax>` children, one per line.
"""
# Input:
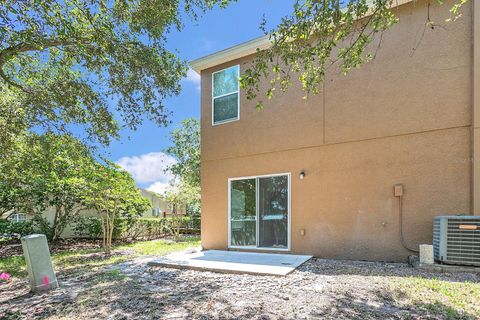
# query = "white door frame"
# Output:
<box><xmin>227</xmin><ymin>172</ymin><xmax>291</xmax><ymax>251</ymax></box>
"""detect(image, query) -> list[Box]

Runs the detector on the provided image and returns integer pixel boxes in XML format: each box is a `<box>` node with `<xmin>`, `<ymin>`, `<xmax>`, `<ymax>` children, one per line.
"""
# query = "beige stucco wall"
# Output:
<box><xmin>200</xmin><ymin>0</ymin><xmax>473</xmax><ymax>261</ymax></box>
<box><xmin>43</xmin><ymin>207</ymin><xmax>97</xmax><ymax>238</ymax></box>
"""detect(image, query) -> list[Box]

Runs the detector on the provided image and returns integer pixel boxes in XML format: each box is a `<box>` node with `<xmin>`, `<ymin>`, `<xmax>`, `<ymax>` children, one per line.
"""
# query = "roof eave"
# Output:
<box><xmin>189</xmin><ymin>0</ymin><xmax>414</xmax><ymax>74</ymax></box>
<box><xmin>189</xmin><ymin>34</ymin><xmax>272</xmax><ymax>73</ymax></box>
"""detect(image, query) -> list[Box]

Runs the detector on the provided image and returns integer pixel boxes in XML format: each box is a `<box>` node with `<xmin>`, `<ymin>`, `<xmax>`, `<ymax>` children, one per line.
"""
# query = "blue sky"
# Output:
<box><xmin>114</xmin><ymin>1</ymin><xmax>295</xmax><ymax>193</ymax></box>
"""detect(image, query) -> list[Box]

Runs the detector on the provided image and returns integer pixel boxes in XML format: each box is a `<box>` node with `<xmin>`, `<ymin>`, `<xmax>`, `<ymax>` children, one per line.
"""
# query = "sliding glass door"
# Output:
<box><xmin>258</xmin><ymin>175</ymin><xmax>289</xmax><ymax>248</ymax></box>
<box><xmin>230</xmin><ymin>179</ymin><xmax>256</xmax><ymax>246</ymax></box>
<box><xmin>229</xmin><ymin>173</ymin><xmax>290</xmax><ymax>250</ymax></box>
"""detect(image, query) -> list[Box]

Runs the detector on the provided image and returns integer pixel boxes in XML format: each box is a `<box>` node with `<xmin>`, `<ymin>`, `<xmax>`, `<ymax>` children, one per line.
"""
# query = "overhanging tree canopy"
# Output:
<box><xmin>240</xmin><ymin>0</ymin><xmax>469</xmax><ymax>109</ymax></box>
<box><xmin>0</xmin><ymin>0</ymin><xmax>231</xmax><ymax>146</ymax></box>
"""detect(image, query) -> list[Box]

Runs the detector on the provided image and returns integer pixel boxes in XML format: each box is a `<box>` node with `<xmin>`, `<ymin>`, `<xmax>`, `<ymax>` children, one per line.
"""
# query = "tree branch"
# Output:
<box><xmin>0</xmin><ymin>39</ymin><xmax>76</xmax><ymax>93</ymax></box>
<box><xmin>0</xmin><ymin>66</ymin><xmax>32</xmax><ymax>93</ymax></box>
<box><xmin>0</xmin><ymin>39</ymin><xmax>72</xmax><ymax>61</ymax></box>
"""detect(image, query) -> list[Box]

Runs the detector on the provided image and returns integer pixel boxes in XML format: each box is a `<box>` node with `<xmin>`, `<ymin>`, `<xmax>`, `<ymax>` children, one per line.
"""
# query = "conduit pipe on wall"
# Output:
<box><xmin>395</xmin><ymin>185</ymin><xmax>419</xmax><ymax>253</ymax></box>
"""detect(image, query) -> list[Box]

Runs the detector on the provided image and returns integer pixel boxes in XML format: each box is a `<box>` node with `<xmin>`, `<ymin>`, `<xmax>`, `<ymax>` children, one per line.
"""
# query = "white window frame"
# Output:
<box><xmin>211</xmin><ymin>65</ymin><xmax>240</xmax><ymax>126</ymax></box>
<box><xmin>9</xmin><ymin>213</ymin><xmax>27</xmax><ymax>223</ymax></box>
<box><xmin>227</xmin><ymin>172</ymin><xmax>291</xmax><ymax>252</ymax></box>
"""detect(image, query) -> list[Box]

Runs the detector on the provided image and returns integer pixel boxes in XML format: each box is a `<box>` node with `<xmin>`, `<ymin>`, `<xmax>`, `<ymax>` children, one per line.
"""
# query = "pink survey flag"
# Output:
<box><xmin>43</xmin><ymin>276</ymin><xmax>49</xmax><ymax>286</ymax></box>
<box><xmin>0</xmin><ymin>272</ymin><xmax>10</xmax><ymax>282</ymax></box>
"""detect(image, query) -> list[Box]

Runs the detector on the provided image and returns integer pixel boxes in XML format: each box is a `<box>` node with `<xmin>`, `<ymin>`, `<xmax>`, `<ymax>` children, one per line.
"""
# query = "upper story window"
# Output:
<box><xmin>212</xmin><ymin>65</ymin><xmax>239</xmax><ymax>125</ymax></box>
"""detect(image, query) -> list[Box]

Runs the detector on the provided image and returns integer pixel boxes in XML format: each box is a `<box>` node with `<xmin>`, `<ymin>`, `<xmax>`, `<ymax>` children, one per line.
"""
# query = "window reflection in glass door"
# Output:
<box><xmin>230</xmin><ymin>179</ymin><xmax>256</xmax><ymax>246</ymax></box>
<box><xmin>258</xmin><ymin>175</ymin><xmax>288</xmax><ymax>249</ymax></box>
<box><xmin>229</xmin><ymin>174</ymin><xmax>289</xmax><ymax>250</ymax></box>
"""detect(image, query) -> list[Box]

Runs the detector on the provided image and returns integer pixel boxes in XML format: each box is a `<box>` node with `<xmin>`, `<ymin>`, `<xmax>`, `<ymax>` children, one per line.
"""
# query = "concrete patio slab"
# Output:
<box><xmin>147</xmin><ymin>250</ymin><xmax>312</xmax><ymax>276</ymax></box>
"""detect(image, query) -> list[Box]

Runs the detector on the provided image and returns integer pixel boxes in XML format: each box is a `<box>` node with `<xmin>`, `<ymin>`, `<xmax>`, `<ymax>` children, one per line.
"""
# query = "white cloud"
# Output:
<box><xmin>184</xmin><ymin>68</ymin><xmax>201</xmax><ymax>91</ymax></box>
<box><xmin>146</xmin><ymin>181</ymin><xmax>171</xmax><ymax>196</ymax></box>
<box><xmin>116</xmin><ymin>152</ymin><xmax>176</xmax><ymax>184</ymax></box>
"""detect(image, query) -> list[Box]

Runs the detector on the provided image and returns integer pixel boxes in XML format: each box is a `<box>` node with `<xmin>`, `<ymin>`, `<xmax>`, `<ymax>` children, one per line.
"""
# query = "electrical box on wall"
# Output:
<box><xmin>394</xmin><ymin>184</ymin><xmax>403</xmax><ymax>197</ymax></box>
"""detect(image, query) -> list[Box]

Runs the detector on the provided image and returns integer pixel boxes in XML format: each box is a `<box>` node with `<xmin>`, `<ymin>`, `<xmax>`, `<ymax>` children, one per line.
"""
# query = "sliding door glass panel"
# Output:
<box><xmin>230</xmin><ymin>179</ymin><xmax>256</xmax><ymax>246</ymax></box>
<box><xmin>258</xmin><ymin>175</ymin><xmax>288</xmax><ymax>248</ymax></box>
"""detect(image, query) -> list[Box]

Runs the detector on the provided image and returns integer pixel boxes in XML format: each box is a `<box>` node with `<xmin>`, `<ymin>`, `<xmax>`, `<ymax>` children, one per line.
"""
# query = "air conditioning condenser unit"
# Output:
<box><xmin>433</xmin><ymin>215</ymin><xmax>480</xmax><ymax>267</ymax></box>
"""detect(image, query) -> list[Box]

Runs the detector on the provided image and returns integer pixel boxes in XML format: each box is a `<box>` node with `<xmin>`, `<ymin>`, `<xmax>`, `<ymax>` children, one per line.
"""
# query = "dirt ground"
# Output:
<box><xmin>1</xmin><ymin>254</ymin><xmax>479</xmax><ymax>320</ymax></box>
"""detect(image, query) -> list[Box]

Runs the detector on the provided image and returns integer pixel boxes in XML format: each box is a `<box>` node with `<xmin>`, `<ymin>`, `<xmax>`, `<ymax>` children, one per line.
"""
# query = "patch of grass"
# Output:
<box><xmin>0</xmin><ymin>236</ymin><xmax>200</xmax><ymax>279</ymax></box>
<box><xmin>52</xmin><ymin>248</ymin><xmax>102</xmax><ymax>266</ymax></box>
<box><xmin>391</xmin><ymin>276</ymin><xmax>480</xmax><ymax>319</ymax></box>
<box><xmin>0</xmin><ymin>255</ymin><xmax>26</xmax><ymax>278</ymax></box>
<box><xmin>94</xmin><ymin>269</ymin><xmax>128</xmax><ymax>282</ymax></box>
<box><xmin>52</xmin><ymin>248</ymin><xmax>132</xmax><ymax>271</ymax></box>
<box><xmin>116</xmin><ymin>236</ymin><xmax>200</xmax><ymax>256</ymax></box>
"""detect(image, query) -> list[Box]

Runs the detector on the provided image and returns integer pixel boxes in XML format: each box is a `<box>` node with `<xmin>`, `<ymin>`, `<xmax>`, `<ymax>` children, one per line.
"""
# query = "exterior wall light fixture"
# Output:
<box><xmin>299</xmin><ymin>171</ymin><xmax>306</xmax><ymax>180</ymax></box>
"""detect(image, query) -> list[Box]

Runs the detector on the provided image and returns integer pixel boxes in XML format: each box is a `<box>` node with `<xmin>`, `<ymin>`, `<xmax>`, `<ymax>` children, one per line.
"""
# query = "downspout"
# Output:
<box><xmin>473</xmin><ymin>0</ymin><xmax>480</xmax><ymax>215</ymax></box>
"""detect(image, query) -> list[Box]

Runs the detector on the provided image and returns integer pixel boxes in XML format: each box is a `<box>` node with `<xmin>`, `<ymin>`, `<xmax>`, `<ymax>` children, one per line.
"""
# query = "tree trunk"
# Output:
<box><xmin>98</xmin><ymin>208</ymin><xmax>107</xmax><ymax>254</ymax></box>
<box><xmin>106</xmin><ymin>200</ymin><xmax>117</xmax><ymax>255</ymax></box>
<box><xmin>172</xmin><ymin>204</ymin><xmax>180</xmax><ymax>241</ymax></box>
<box><xmin>32</xmin><ymin>211</ymin><xmax>54</xmax><ymax>240</ymax></box>
<box><xmin>52</xmin><ymin>205</ymin><xmax>70</xmax><ymax>242</ymax></box>
<box><xmin>52</xmin><ymin>205</ymin><xmax>60</xmax><ymax>242</ymax></box>
<box><xmin>105</xmin><ymin>208</ymin><xmax>111</xmax><ymax>255</ymax></box>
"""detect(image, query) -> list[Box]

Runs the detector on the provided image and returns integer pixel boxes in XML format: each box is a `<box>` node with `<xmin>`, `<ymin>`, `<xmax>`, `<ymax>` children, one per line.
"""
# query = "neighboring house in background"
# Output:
<box><xmin>139</xmin><ymin>189</ymin><xmax>187</xmax><ymax>218</ymax></box>
<box><xmin>1</xmin><ymin>188</ymin><xmax>186</xmax><ymax>237</ymax></box>
<box><xmin>190</xmin><ymin>0</ymin><xmax>479</xmax><ymax>261</ymax></box>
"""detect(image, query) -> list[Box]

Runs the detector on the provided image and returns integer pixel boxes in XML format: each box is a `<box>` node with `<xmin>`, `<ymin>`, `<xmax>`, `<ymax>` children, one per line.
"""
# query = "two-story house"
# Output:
<box><xmin>190</xmin><ymin>0</ymin><xmax>479</xmax><ymax>261</ymax></box>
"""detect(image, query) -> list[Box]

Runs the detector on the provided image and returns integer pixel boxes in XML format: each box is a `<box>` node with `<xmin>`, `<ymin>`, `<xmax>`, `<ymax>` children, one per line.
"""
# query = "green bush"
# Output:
<box><xmin>186</xmin><ymin>215</ymin><xmax>201</xmax><ymax>230</ymax></box>
<box><xmin>0</xmin><ymin>218</ymin><xmax>35</xmax><ymax>240</ymax></box>
<box><xmin>122</xmin><ymin>218</ymin><xmax>169</xmax><ymax>240</ymax></box>
<box><xmin>72</xmin><ymin>216</ymin><xmax>200</xmax><ymax>240</ymax></box>
<box><xmin>29</xmin><ymin>216</ymin><xmax>55</xmax><ymax>240</ymax></box>
<box><xmin>72</xmin><ymin>216</ymin><xmax>103</xmax><ymax>238</ymax></box>
<box><xmin>72</xmin><ymin>216</ymin><xmax>130</xmax><ymax>239</ymax></box>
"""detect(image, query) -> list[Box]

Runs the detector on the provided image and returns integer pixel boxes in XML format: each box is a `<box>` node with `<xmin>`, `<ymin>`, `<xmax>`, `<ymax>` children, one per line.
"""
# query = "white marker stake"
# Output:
<box><xmin>21</xmin><ymin>234</ymin><xmax>59</xmax><ymax>292</ymax></box>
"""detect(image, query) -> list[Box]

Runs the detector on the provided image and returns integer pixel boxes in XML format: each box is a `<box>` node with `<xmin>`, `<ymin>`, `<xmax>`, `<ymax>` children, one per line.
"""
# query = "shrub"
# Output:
<box><xmin>0</xmin><ymin>218</ymin><xmax>35</xmax><ymax>235</ymax></box>
<box><xmin>71</xmin><ymin>216</ymin><xmax>103</xmax><ymax>238</ymax></box>
<box><xmin>29</xmin><ymin>216</ymin><xmax>55</xmax><ymax>240</ymax></box>
<box><xmin>186</xmin><ymin>215</ymin><xmax>201</xmax><ymax>230</ymax></box>
<box><xmin>0</xmin><ymin>218</ymin><xmax>35</xmax><ymax>242</ymax></box>
<box><xmin>122</xmin><ymin>218</ymin><xmax>169</xmax><ymax>240</ymax></box>
<box><xmin>72</xmin><ymin>216</ymin><xmax>199</xmax><ymax>240</ymax></box>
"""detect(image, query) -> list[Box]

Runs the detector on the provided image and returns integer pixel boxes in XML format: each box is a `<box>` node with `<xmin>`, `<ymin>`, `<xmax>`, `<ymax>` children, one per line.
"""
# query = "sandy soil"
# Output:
<box><xmin>1</xmin><ymin>256</ymin><xmax>479</xmax><ymax>320</ymax></box>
